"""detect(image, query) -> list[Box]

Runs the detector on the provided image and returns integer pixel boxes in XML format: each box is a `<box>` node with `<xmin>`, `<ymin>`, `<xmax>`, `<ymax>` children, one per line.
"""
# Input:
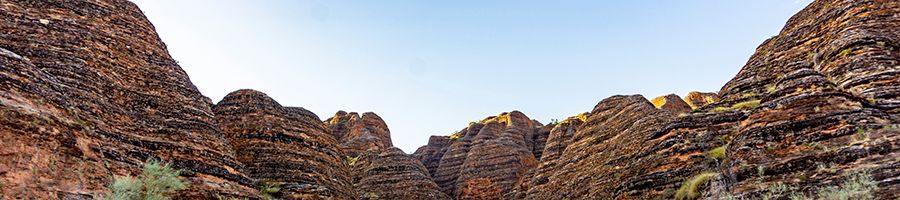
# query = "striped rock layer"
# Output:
<box><xmin>213</xmin><ymin>89</ymin><xmax>354</xmax><ymax>199</ymax></box>
<box><xmin>0</xmin><ymin>0</ymin><xmax>256</xmax><ymax>199</ymax></box>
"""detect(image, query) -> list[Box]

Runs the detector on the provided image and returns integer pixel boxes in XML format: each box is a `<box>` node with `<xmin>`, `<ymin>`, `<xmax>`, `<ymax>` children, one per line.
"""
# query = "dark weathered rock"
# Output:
<box><xmin>325</xmin><ymin>111</ymin><xmax>393</xmax><ymax>157</ymax></box>
<box><xmin>350</xmin><ymin>147</ymin><xmax>450</xmax><ymax>200</ymax></box>
<box><xmin>652</xmin><ymin>94</ymin><xmax>693</xmax><ymax>114</ymax></box>
<box><xmin>413</xmin><ymin>135</ymin><xmax>452</xmax><ymax>178</ymax></box>
<box><xmin>213</xmin><ymin>89</ymin><xmax>353</xmax><ymax>199</ymax></box>
<box><xmin>529</xmin><ymin>124</ymin><xmax>553</xmax><ymax>162</ymax></box>
<box><xmin>0</xmin><ymin>0</ymin><xmax>257</xmax><ymax>198</ymax></box>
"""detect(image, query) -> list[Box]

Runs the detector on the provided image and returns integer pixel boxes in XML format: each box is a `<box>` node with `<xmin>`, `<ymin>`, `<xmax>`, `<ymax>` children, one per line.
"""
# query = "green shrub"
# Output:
<box><xmin>706</xmin><ymin>146</ymin><xmax>726</xmax><ymax>161</ymax></box>
<box><xmin>448</xmin><ymin>133</ymin><xmax>461</xmax><ymax>140</ymax></box>
<box><xmin>731</xmin><ymin>100</ymin><xmax>761</xmax><ymax>110</ymax></box>
<box><xmin>837</xmin><ymin>48</ymin><xmax>852</xmax><ymax>57</ymax></box>
<box><xmin>106</xmin><ymin>159</ymin><xmax>187</xmax><ymax>200</ymax></box>
<box><xmin>675</xmin><ymin>172</ymin><xmax>718</xmax><ymax>200</ymax></box>
<box><xmin>816</xmin><ymin>171</ymin><xmax>876</xmax><ymax>200</ymax></box>
<box><xmin>346</xmin><ymin>156</ymin><xmax>360</xmax><ymax>166</ymax></box>
<box><xmin>257</xmin><ymin>181</ymin><xmax>281</xmax><ymax>200</ymax></box>
<box><xmin>107</xmin><ymin>176</ymin><xmax>142</xmax><ymax>200</ymax></box>
<box><xmin>711</xmin><ymin>106</ymin><xmax>733</xmax><ymax>112</ymax></box>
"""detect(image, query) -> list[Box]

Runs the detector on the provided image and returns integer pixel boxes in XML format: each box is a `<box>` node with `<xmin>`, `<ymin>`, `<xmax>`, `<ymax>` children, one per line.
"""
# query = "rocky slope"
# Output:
<box><xmin>213</xmin><ymin>90</ymin><xmax>354</xmax><ymax>199</ymax></box>
<box><xmin>0</xmin><ymin>0</ymin><xmax>257</xmax><ymax>199</ymax></box>
<box><xmin>349</xmin><ymin>147</ymin><xmax>449</xmax><ymax>200</ymax></box>
<box><xmin>1</xmin><ymin>0</ymin><xmax>898</xmax><ymax>199</ymax></box>
<box><xmin>325</xmin><ymin>110</ymin><xmax>448</xmax><ymax>199</ymax></box>
<box><xmin>325</xmin><ymin>111</ymin><xmax>394</xmax><ymax>157</ymax></box>
<box><xmin>417</xmin><ymin>0</ymin><xmax>900</xmax><ymax>199</ymax></box>
<box><xmin>413</xmin><ymin>111</ymin><xmax>551</xmax><ymax>198</ymax></box>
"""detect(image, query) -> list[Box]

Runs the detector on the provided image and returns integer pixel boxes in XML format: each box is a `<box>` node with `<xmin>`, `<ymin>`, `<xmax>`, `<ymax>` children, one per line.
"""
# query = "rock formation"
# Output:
<box><xmin>0</xmin><ymin>0</ymin><xmax>257</xmax><ymax>199</ymax></box>
<box><xmin>413</xmin><ymin>135</ymin><xmax>453</xmax><ymax>178</ymax></box>
<box><xmin>683</xmin><ymin>91</ymin><xmax>719</xmax><ymax>110</ymax></box>
<box><xmin>458</xmin><ymin>178</ymin><xmax>503</xmax><ymax>200</ymax></box>
<box><xmin>710</xmin><ymin>0</ymin><xmax>900</xmax><ymax>197</ymax></box>
<box><xmin>521</xmin><ymin>0</ymin><xmax>900</xmax><ymax>199</ymax></box>
<box><xmin>652</xmin><ymin>94</ymin><xmax>694</xmax><ymax>114</ymax></box>
<box><xmin>2</xmin><ymin>0</ymin><xmax>898</xmax><ymax>199</ymax></box>
<box><xmin>350</xmin><ymin>147</ymin><xmax>450</xmax><ymax>200</ymax></box>
<box><xmin>520</xmin><ymin>114</ymin><xmax>584</xmax><ymax>198</ymax></box>
<box><xmin>414</xmin><ymin>111</ymin><xmax>550</xmax><ymax>198</ymax></box>
<box><xmin>213</xmin><ymin>89</ymin><xmax>354</xmax><ymax>199</ymax></box>
<box><xmin>325</xmin><ymin>111</ymin><xmax>393</xmax><ymax>157</ymax></box>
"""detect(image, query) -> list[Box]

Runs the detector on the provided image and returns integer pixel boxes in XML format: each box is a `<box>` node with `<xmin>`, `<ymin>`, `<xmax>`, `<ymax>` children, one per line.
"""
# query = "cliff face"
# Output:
<box><xmin>0</xmin><ymin>0</ymin><xmax>257</xmax><ymax>199</ymax></box>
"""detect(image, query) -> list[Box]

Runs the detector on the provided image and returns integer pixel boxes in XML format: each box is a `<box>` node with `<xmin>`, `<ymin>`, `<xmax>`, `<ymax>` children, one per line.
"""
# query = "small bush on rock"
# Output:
<box><xmin>706</xmin><ymin>146</ymin><xmax>726</xmax><ymax>161</ymax></box>
<box><xmin>675</xmin><ymin>172</ymin><xmax>718</xmax><ymax>200</ymax></box>
<box><xmin>105</xmin><ymin>159</ymin><xmax>187</xmax><ymax>200</ymax></box>
<box><xmin>817</xmin><ymin>171</ymin><xmax>876</xmax><ymax>200</ymax></box>
<box><xmin>257</xmin><ymin>181</ymin><xmax>281</xmax><ymax>200</ymax></box>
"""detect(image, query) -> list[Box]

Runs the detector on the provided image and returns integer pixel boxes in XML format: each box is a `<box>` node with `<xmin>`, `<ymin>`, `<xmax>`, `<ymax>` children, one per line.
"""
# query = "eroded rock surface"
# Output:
<box><xmin>3</xmin><ymin>0</ymin><xmax>899</xmax><ymax>199</ymax></box>
<box><xmin>415</xmin><ymin>111</ymin><xmax>549</xmax><ymax>198</ymax></box>
<box><xmin>213</xmin><ymin>89</ymin><xmax>353</xmax><ymax>199</ymax></box>
<box><xmin>523</xmin><ymin>0</ymin><xmax>900</xmax><ymax>199</ymax></box>
<box><xmin>459</xmin><ymin>178</ymin><xmax>503</xmax><ymax>200</ymax></box>
<box><xmin>710</xmin><ymin>0</ymin><xmax>900</xmax><ymax>196</ymax></box>
<box><xmin>652</xmin><ymin>94</ymin><xmax>693</xmax><ymax>114</ymax></box>
<box><xmin>350</xmin><ymin>147</ymin><xmax>450</xmax><ymax>200</ymax></box>
<box><xmin>0</xmin><ymin>0</ymin><xmax>256</xmax><ymax>198</ymax></box>
<box><xmin>683</xmin><ymin>91</ymin><xmax>719</xmax><ymax>110</ymax></box>
<box><xmin>326</xmin><ymin>111</ymin><xmax>393</xmax><ymax>157</ymax></box>
<box><xmin>413</xmin><ymin>135</ymin><xmax>452</xmax><ymax>178</ymax></box>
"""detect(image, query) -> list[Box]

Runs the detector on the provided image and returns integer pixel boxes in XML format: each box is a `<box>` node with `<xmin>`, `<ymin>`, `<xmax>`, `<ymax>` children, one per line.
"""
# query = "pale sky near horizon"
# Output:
<box><xmin>131</xmin><ymin>0</ymin><xmax>814</xmax><ymax>153</ymax></box>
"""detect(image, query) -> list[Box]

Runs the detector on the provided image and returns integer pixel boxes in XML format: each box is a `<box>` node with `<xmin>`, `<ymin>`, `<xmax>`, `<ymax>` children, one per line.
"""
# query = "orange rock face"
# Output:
<box><xmin>651</xmin><ymin>94</ymin><xmax>693</xmax><ymax>114</ymax></box>
<box><xmin>0</xmin><ymin>0</ymin><xmax>256</xmax><ymax>199</ymax></box>
<box><xmin>459</xmin><ymin>178</ymin><xmax>503</xmax><ymax>200</ymax></box>
<box><xmin>683</xmin><ymin>91</ymin><xmax>719</xmax><ymax>110</ymax></box>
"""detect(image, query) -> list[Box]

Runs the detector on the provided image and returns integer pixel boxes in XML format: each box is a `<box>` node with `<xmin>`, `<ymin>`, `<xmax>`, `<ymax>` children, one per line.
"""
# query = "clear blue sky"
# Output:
<box><xmin>132</xmin><ymin>0</ymin><xmax>813</xmax><ymax>153</ymax></box>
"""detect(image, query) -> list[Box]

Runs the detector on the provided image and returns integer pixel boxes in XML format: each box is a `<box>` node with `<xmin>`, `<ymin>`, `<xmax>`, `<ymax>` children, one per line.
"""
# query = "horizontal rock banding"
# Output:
<box><xmin>0</xmin><ymin>0</ymin><xmax>255</xmax><ymax>198</ymax></box>
<box><xmin>351</xmin><ymin>147</ymin><xmax>450</xmax><ymax>200</ymax></box>
<box><xmin>326</xmin><ymin>111</ymin><xmax>394</xmax><ymax>157</ymax></box>
<box><xmin>213</xmin><ymin>89</ymin><xmax>353</xmax><ymax>199</ymax></box>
